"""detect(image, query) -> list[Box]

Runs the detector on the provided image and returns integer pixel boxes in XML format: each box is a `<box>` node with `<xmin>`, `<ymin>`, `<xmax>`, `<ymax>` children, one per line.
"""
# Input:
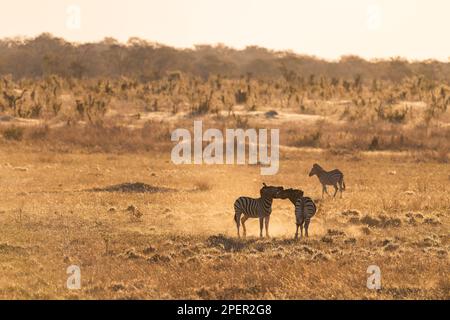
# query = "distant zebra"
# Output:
<box><xmin>309</xmin><ymin>163</ymin><xmax>346</xmax><ymax>198</ymax></box>
<box><xmin>234</xmin><ymin>183</ymin><xmax>284</xmax><ymax>238</ymax></box>
<box><xmin>277</xmin><ymin>188</ymin><xmax>317</xmax><ymax>239</ymax></box>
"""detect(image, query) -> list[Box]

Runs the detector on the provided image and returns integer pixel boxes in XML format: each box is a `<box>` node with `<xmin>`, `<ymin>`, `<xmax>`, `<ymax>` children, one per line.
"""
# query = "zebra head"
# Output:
<box><xmin>260</xmin><ymin>183</ymin><xmax>284</xmax><ymax>199</ymax></box>
<box><xmin>276</xmin><ymin>188</ymin><xmax>304</xmax><ymax>200</ymax></box>
<box><xmin>309</xmin><ymin>163</ymin><xmax>322</xmax><ymax>177</ymax></box>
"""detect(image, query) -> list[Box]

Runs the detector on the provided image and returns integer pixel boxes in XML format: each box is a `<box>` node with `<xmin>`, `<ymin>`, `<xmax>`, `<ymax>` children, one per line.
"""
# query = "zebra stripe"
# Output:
<box><xmin>234</xmin><ymin>196</ymin><xmax>273</xmax><ymax>218</ymax></box>
<box><xmin>294</xmin><ymin>196</ymin><xmax>317</xmax><ymax>238</ymax></box>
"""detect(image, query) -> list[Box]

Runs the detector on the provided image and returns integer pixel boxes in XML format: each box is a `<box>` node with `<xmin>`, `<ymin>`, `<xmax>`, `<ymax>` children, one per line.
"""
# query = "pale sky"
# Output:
<box><xmin>0</xmin><ymin>0</ymin><xmax>449</xmax><ymax>61</ymax></box>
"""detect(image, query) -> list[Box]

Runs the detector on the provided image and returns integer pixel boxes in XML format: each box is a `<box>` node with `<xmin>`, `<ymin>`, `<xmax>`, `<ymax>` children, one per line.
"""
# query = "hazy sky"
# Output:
<box><xmin>1</xmin><ymin>0</ymin><xmax>449</xmax><ymax>61</ymax></box>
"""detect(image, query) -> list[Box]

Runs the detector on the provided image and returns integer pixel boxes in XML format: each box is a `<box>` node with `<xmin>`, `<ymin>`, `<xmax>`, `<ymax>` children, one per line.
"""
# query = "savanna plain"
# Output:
<box><xmin>0</xmin><ymin>36</ymin><xmax>449</xmax><ymax>299</ymax></box>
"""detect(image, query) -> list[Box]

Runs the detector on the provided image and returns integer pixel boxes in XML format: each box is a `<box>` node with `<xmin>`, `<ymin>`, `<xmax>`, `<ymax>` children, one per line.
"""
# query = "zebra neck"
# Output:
<box><xmin>261</xmin><ymin>196</ymin><xmax>273</xmax><ymax>208</ymax></box>
<box><xmin>289</xmin><ymin>196</ymin><xmax>299</xmax><ymax>205</ymax></box>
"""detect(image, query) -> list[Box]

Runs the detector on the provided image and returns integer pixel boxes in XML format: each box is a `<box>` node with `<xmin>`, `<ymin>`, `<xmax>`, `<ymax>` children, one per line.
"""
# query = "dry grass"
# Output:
<box><xmin>0</xmin><ymin>144</ymin><xmax>448</xmax><ymax>300</ymax></box>
<box><xmin>194</xmin><ymin>180</ymin><xmax>213</xmax><ymax>192</ymax></box>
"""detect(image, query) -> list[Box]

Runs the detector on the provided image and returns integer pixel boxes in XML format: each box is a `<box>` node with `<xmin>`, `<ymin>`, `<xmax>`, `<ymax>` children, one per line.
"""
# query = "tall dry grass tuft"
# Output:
<box><xmin>194</xmin><ymin>180</ymin><xmax>212</xmax><ymax>192</ymax></box>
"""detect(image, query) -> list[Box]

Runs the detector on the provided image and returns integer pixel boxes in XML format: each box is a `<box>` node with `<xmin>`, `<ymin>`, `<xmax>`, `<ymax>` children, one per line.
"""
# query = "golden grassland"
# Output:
<box><xmin>0</xmin><ymin>143</ymin><xmax>448</xmax><ymax>299</ymax></box>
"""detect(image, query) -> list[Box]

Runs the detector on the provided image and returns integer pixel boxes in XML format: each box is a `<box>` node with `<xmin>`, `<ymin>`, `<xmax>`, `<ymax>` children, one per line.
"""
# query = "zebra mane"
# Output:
<box><xmin>285</xmin><ymin>188</ymin><xmax>303</xmax><ymax>193</ymax></box>
<box><xmin>277</xmin><ymin>188</ymin><xmax>304</xmax><ymax>205</ymax></box>
<box><xmin>260</xmin><ymin>188</ymin><xmax>273</xmax><ymax>199</ymax></box>
<box><xmin>313</xmin><ymin>163</ymin><xmax>325</xmax><ymax>172</ymax></box>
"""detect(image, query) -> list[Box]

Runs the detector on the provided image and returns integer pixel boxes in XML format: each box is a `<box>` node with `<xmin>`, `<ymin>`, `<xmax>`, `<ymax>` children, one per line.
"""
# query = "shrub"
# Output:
<box><xmin>368</xmin><ymin>136</ymin><xmax>380</xmax><ymax>150</ymax></box>
<box><xmin>375</xmin><ymin>105</ymin><xmax>409</xmax><ymax>123</ymax></box>
<box><xmin>293</xmin><ymin>131</ymin><xmax>322</xmax><ymax>148</ymax></box>
<box><xmin>28</xmin><ymin>126</ymin><xmax>49</xmax><ymax>140</ymax></box>
<box><xmin>3</xmin><ymin>126</ymin><xmax>24</xmax><ymax>141</ymax></box>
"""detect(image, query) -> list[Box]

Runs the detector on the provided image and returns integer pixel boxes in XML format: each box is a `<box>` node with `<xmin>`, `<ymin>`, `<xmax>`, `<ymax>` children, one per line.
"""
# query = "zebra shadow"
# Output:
<box><xmin>86</xmin><ymin>182</ymin><xmax>175</xmax><ymax>193</ymax></box>
<box><xmin>206</xmin><ymin>234</ymin><xmax>249</xmax><ymax>252</ymax></box>
<box><xmin>206</xmin><ymin>234</ymin><xmax>302</xmax><ymax>253</ymax></box>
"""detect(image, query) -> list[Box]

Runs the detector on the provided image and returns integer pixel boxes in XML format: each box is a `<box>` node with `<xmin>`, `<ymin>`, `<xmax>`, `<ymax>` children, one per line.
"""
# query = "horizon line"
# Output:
<box><xmin>2</xmin><ymin>32</ymin><xmax>450</xmax><ymax>64</ymax></box>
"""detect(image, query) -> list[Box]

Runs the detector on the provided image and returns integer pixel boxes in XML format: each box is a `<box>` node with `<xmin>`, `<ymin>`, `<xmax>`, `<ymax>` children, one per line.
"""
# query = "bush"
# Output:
<box><xmin>28</xmin><ymin>126</ymin><xmax>49</xmax><ymax>140</ymax></box>
<box><xmin>368</xmin><ymin>136</ymin><xmax>379</xmax><ymax>150</ymax></box>
<box><xmin>376</xmin><ymin>105</ymin><xmax>409</xmax><ymax>123</ymax></box>
<box><xmin>293</xmin><ymin>131</ymin><xmax>322</xmax><ymax>148</ymax></box>
<box><xmin>3</xmin><ymin>126</ymin><xmax>24</xmax><ymax>141</ymax></box>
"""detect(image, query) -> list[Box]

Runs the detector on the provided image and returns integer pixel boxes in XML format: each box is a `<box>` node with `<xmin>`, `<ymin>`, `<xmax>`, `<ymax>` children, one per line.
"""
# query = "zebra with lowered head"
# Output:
<box><xmin>234</xmin><ymin>183</ymin><xmax>284</xmax><ymax>238</ymax></box>
<box><xmin>309</xmin><ymin>163</ymin><xmax>346</xmax><ymax>198</ymax></box>
<box><xmin>277</xmin><ymin>188</ymin><xmax>317</xmax><ymax>239</ymax></box>
<box><xmin>294</xmin><ymin>196</ymin><xmax>317</xmax><ymax>239</ymax></box>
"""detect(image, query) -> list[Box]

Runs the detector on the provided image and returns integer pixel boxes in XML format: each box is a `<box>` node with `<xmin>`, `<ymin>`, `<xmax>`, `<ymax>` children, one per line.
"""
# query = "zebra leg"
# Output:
<box><xmin>241</xmin><ymin>216</ymin><xmax>248</xmax><ymax>238</ymax></box>
<box><xmin>259</xmin><ymin>217</ymin><xmax>264</xmax><ymax>238</ymax></box>
<box><xmin>304</xmin><ymin>219</ymin><xmax>311</xmax><ymax>237</ymax></box>
<box><xmin>322</xmin><ymin>185</ymin><xmax>329</xmax><ymax>198</ymax></box>
<box><xmin>234</xmin><ymin>212</ymin><xmax>241</xmax><ymax>238</ymax></box>
<box><xmin>333</xmin><ymin>184</ymin><xmax>338</xmax><ymax>198</ymax></box>
<box><xmin>295</xmin><ymin>224</ymin><xmax>300</xmax><ymax>240</ymax></box>
<box><xmin>300</xmin><ymin>222</ymin><xmax>304</xmax><ymax>238</ymax></box>
<box><xmin>264</xmin><ymin>216</ymin><xmax>270</xmax><ymax>238</ymax></box>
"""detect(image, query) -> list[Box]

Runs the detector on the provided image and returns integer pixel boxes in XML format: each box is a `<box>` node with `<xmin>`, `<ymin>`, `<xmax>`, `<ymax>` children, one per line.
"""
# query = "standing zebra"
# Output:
<box><xmin>277</xmin><ymin>189</ymin><xmax>317</xmax><ymax>239</ymax></box>
<box><xmin>234</xmin><ymin>183</ymin><xmax>284</xmax><ymax>238</ymax></box>
<box><xmin>294</xmin><ymin>196</ymin><xmax>317</xmax><ymax>239</ymax></box>
<box><xmin>309</xmin><ymin>163</ymin><xmax>346</xmax><ymax>198</ymax></box>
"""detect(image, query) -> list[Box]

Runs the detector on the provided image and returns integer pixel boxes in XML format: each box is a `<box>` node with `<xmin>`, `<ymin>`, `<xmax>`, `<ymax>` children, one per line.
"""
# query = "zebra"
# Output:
<box><xmin>234</xmin><ymin>183</ymin><xmax>284</xmax><ymax>238</ymax></box>
<box><xmin>277</xmin><ymin>188</ymin><xmax>317</xmax><ymax>239</ymax></box>
<box><xmin>309</xmin><ymin>163</ymin><xmax>346</xmax><ymax>198</ymax></box>
<box><xmin>294</xmin><ymin>196</ymin><xmax>317</xmax><ymax>239</ymax></box>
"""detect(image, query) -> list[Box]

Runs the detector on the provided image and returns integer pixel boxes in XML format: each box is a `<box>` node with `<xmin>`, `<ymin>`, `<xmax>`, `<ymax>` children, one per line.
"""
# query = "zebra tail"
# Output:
<box><xmin>342</xmin><ymin>179</ymin><xmax>346</xmax><ymax>190</ymax></box>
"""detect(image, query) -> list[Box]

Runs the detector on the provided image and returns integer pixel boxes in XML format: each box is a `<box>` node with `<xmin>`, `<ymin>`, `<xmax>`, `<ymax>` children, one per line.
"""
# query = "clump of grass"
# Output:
<box><xmin>194</xmin><ymin>180</ymin><xmax>212</xmax><ymax>192</ymax></box>
<box><xmin>120</xmin><ymin>248</ymin><xmax>143</xmax><ymax>260</ymax></box>
<box><xmin>359</xmin><ymin>214</ymin><xmax>402</xmax><ymax>228</ymax></box>
<box><xmin>148</xmin><ymin>253</ymin><xmax>171</xmax><ymax>263</ymax></box>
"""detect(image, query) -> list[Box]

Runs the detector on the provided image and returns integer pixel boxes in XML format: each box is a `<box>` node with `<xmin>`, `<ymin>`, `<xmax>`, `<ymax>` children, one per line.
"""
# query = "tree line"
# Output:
<box><xmin>0</xmin><ymin>33</ymin><xmax>449</xmax><ymax>82</ymax></box>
